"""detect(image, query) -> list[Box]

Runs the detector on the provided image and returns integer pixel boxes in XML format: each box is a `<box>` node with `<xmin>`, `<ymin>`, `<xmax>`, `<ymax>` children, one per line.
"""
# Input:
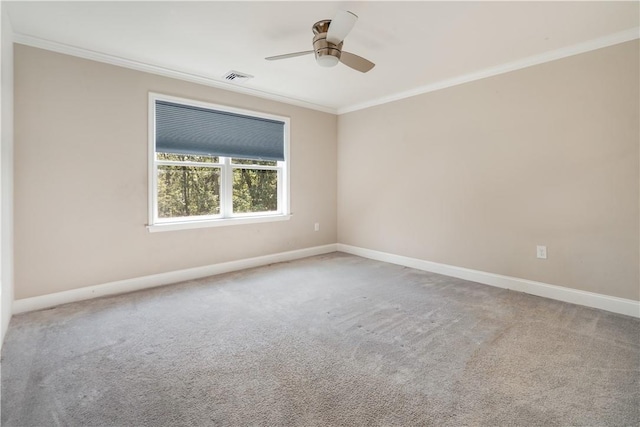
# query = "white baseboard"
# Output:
<box><xmin>13</xmin><ymin>244</ymin><xmax>338</xmax><ymax>314</ymax></box>
<box><xmin>337</xmin><ymin>244</ymin><xmax>640</xmax><ymax>318</ymax></box>
<box><xmin>13</xmin><ymin>242</ymin><xmax>639</xmax><ymax>319</ymax></box>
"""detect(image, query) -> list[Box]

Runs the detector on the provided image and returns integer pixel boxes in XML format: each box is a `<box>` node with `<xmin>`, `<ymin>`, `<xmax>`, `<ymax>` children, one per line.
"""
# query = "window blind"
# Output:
<box><xmin>155</xmin><ymin>101</ymin><xmax>285</xmax><ymax>161</ymax></box>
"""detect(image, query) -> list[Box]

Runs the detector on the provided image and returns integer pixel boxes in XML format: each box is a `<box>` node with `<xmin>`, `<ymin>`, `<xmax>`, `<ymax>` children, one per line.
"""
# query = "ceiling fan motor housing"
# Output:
<box><xmin>312</xmin><ymin>20</ymin><xmax>342</xmax><ymax>67</ymax></box>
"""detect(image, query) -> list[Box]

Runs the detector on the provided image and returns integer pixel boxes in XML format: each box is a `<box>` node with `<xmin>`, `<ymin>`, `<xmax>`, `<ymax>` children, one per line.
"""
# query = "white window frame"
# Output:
<box><xmin>147</xmin><ymin>93</ymin><xmax>290</xmax><ymax>232</ymax></box>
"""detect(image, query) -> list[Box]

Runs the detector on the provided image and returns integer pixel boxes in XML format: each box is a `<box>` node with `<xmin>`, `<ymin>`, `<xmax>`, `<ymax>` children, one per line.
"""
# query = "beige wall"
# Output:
<box><xmin>338</xmin><ymin>40</ymin><xmax>639</xmax><ymax>301</ymax></box>
<box><xmin>14</xmin><ymin>45</ymin><xmax>337</xmax><ymax>299</ymax></box>
<box><xmin>1</xmin><ymin>6</ymin><xmax>14</xmax><ymax>342</ymax></box>
<box><xmin>14</xmin><ymin>40</ymin><xmax>640</xmax><ymax>303</ymax></box>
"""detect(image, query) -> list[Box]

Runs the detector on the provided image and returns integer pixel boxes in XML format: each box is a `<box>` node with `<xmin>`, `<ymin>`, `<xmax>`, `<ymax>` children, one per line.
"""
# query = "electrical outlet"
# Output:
<box><xmin>314</xmin><ymin>223</ymin><xmax>320</xmax><ymax>232</ymax></box>
<box><xmin>536</xmin><ymin>245</ymin><xmax>547</xmax><ymax>259</ymax></box>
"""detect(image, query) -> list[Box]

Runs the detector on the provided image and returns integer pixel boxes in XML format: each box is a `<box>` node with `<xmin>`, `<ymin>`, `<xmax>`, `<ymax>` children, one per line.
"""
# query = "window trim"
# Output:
<box><xmin>147</xmin><ymin>92</ymin><xmax>291</xmax><ymax>232</ymax></box>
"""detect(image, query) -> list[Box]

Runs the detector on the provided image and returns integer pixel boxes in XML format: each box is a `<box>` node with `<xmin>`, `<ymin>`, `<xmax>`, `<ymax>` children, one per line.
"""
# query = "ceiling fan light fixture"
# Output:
<box><xmin>312</xmin><ymin>31</ymin><xmax>342</xmax><ymax>68</ymax></box>
<box><xmin>316</xmin><ymin>54</ymin><xmax>340</xmax><ymax>67</ymax></box>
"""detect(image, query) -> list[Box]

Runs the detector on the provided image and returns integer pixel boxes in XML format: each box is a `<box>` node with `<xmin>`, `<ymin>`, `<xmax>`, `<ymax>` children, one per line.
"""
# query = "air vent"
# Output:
<box><xmin>223</xmin><ymin>70</ymin><xmax>254</xmax><ymax>84</ymax></box>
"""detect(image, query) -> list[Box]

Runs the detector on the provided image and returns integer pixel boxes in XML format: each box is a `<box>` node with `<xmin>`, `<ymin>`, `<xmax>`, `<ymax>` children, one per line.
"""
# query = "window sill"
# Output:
<box><xmin>147</xmin><ymin>214</ymin><xmax>291</xmax><ymax>233</ymax></box>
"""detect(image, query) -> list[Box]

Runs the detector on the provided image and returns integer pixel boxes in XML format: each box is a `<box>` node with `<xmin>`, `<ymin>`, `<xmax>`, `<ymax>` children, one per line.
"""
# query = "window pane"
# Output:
<box><xmin>157</xmin><ymin>165</ymin><xmax>221</xmax><ymax>218</ymax></box>
<box><xmin>232</xmin><ymin>158</ymin><xmax>278</xmax><ymax>167</ymax></box>
<box><xmin>233</xmin><ymin>169</ymin><xmax>278</xmax><ymax>213</ymax></box>
<box><xmin>157</xmin><ymin>152</ymin><xmax>219</xmax><ymax>163</ymax></box>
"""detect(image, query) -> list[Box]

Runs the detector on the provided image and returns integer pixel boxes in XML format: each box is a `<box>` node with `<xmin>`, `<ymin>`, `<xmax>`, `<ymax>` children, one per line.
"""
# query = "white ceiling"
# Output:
<box><xmin>6</xmin><ymin>1</ymin><xmax>640</xmax><ymax>113</ymax></box>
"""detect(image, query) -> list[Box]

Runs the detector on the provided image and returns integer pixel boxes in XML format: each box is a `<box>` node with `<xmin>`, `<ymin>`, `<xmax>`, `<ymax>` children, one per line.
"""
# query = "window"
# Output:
<box><xmin>148</xmin><ymin>93</ymin><xmax>290</xmax><ymax>232</ymax></box>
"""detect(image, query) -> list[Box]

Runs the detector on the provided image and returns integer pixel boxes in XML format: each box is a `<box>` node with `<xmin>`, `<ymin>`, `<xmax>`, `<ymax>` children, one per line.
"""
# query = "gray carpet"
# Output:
<box><xmin>2</xmin><ymin>252</ymin><xmax>639</xmax><ymax>426</ymax></box>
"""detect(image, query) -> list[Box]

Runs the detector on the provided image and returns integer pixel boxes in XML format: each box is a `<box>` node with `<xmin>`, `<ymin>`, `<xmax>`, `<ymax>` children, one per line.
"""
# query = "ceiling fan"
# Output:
<box><xmin>266</xmin><ymin>10</ymin><xmax>375</xmax><ymax>73</ymax></box>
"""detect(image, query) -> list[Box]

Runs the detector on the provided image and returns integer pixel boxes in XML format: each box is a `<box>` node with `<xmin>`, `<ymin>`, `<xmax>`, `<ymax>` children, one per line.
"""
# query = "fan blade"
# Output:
<box><xmin>326</xmin><ymin>10</ymin><xmax>358</xmax><ymax>45</ymax></box>
<box><xmin>340</xmin><ymin>51</ymin><xmax>375</xmax><ymax>73</ymax></box>
<box><xmin>265</xmin><ymin>51</ymin><xmax>314</xmax><ymax>61</ymax></box>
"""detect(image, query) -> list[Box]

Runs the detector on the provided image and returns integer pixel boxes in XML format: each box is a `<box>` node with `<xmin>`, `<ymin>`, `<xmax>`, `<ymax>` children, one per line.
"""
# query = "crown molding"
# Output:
<box><xmin>12</xmin><ymin>33</ymin><xmax>338</xmax><ymax>115</ymax></box>
<box><xmin>337</xmin><ymin>26</ymin><xmax>640</xmax><ymax>115</ymax></box>
<box><xmin>12</xmin><ymin>27</ymin><xmax>640</xmax><ymax>116</ymax></box>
